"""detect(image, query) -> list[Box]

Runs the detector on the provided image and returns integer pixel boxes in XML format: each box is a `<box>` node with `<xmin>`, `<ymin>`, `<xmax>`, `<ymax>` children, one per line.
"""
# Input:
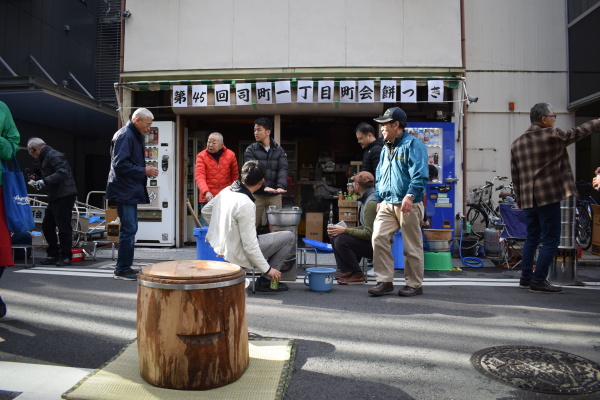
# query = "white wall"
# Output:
<box><xmin>463</xmin><ymin>0</ymin><xmax>573</xmax><ymax>196</ymax></box>
<box><xmin>123</xmin><ymin>0</ymin><xmax>462</xmax><ymax>72</ymax></box>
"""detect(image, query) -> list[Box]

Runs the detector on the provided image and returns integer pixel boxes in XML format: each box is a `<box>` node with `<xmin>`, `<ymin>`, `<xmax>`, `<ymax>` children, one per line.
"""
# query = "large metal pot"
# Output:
<box><xmin>424</xmin><ymin>240</ymin><xmax>453</xmax><ymax>252</ymax></box>
<box><xmin>267</xmin><ymin>206</ymin><xmax>302</xmax><ymax>226</ymax></box>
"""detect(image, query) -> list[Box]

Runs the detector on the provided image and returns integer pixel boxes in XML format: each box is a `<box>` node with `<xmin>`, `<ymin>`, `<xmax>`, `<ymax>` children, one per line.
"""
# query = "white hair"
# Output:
<box><xmin>27</xmin><ymin>137</ymin><xmax>46</xmax><ymax>149</ymax></box>
<box><xmin>132</xmin><ymin>108</ymin><xmax>154</xmax><ymax>120</ymax></box>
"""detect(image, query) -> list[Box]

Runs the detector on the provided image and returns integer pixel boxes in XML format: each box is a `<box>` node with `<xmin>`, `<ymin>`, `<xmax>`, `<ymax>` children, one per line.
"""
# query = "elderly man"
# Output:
<box><xmin>328</xmin><ymin>171</ymin><xmax>377</xmax><ymax>285</ymax></box>
<box><xmin>511</xmin><ymin>103</ymin><xmax>600</xmax><ymax>293</ymax></box>
<box><xmin>27</xmin><ymin>137</ymin><xmax>78</xmax><ymax>267</ymax></box>
<box><xmin>195</xmin><ymin>132</ymin><xmax>238</xmax><ymax>226</ymax></box>
<box><xmin>106</xmin><ymin>108</ymin><xmax>159</xmax><ymax>281</ymax></box>
<box><xmin>243</xmin><ymin>117</ymin><xmax>288</xmax><ymax>227</ymax></box>
<box><xmin>202</xmin><ymin>160</ymin><xmax>295</xmax><ymax>292</ymax></box>
<box><xmin>355</xmin><ymin>122</ymin><xmax>383</xmax><ymax>177</ymax></box>
<box><xmin>368</xmin><ymin>107</ymin><xmax>429</xmax><ymax>297</ymax></box>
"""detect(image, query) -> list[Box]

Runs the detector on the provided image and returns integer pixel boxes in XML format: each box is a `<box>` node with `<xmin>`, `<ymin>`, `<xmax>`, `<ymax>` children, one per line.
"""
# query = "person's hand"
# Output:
<box><xmin>205</xmin><ymin>192</ymin><xmax>214</xmax><ymax>201</ymax></box>
<box><xmin>401</xmin><ymin>196</ymin><xmax>413</xmax><ymax>213</ymax></box>
<box><xmin>145</xmin><ymin>166</ymin><xmax>159</xmax><ymax>178</ymax></box>
<box><xmin>327</xmin><ymin>224</ymin><xmax>345</xmax><ymax>237</ymax></box>
<box><xmin>274</xmin><ymin>188</ymin><xmax>287</xmax><ymax>194</ymax></box>
<box><xmin>594</xmin><ymin>167</ymin><xmax>600</xmax><ymax>190</ymax></box>
<box><xmin>263</xmin><ymin>186</ymin><xmax>276</xmax><ymax>193</ymax></box>
<box><xmin>266</xmin><ymin>268</ymin><xmax>281</xmax><ymax>282</ymax></box>
<box><xmin>28</xmin><ymin>180</ymin><xmax>45</xmax><ymax>190</ymax></box>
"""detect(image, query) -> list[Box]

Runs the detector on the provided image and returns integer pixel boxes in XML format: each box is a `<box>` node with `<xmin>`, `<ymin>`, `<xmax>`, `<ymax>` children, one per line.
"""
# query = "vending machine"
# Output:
<box><xmin>405</xmin><ymin>122</ymin><xmax>457</xmax><ymax>231</ymax></box>
<box><xmin>136</xmin><ymin>121</ymin><xmax>177</xmax><ymax>246</ymax></box>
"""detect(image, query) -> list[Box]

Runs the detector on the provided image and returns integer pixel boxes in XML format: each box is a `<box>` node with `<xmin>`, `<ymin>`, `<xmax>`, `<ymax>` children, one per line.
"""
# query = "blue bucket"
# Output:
<box><xmin>193</xmin><ymin>227</ymin><xmax>225</xmax><ymax>262</ymax></box>
<box><xmin>304</xmin><ymin>267</ymin><xmax>336</xmax><ymax>292</ymax></box>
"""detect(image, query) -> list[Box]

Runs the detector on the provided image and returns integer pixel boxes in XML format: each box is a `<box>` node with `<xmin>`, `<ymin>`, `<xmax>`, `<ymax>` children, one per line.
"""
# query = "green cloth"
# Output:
<box><xmin>0</xmin><ymin>101</ymin><xmax>21</xmax><ymax>186</ymax></box>
<box><xmin>344</xmin><ymin>200</ymin><xmax>376</xmax><ymax>241</ymax></box>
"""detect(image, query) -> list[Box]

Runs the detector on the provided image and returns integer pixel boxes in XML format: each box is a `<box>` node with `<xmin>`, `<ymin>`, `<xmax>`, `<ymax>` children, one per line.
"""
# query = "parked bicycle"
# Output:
<box><xmin>466</xmin><ymin>175</ymin><xmax>507</xmax><ymax>238</ymax></box>
<box><xmin>575</xmin><ymin>181</ymin><xmax>597</xmax><ymax>250</ymax></box>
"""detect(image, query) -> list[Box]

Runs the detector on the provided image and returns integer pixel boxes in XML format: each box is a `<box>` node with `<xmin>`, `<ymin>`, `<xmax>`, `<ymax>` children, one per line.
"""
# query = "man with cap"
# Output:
<box><xmin>368</xmin><ymin>107</ymin><xmax>429</xmax><ymax>296</ymax></box>
<box><xmin>327</xmin><ymin>171</ymin><xmax>377</xmax><ymax>285</ymax></box>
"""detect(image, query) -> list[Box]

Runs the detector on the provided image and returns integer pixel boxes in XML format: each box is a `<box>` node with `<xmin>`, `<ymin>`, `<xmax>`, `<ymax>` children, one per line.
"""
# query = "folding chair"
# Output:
<box><xmin>497</xmin><ymin>203</ymin><xmax>528</xmax><ymax>269</ymax></box>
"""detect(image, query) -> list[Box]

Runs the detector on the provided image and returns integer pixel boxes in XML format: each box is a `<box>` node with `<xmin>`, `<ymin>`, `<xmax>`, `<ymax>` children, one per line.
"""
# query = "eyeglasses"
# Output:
<box><xmin>544</xmin><ymin>114</ymin><xmax>557</xmax><ymax>119</ymax></box>
<box><xmin>28</xmin><ymin>148</ymin><xmax>37</xmax><ymax>154</ymax></box>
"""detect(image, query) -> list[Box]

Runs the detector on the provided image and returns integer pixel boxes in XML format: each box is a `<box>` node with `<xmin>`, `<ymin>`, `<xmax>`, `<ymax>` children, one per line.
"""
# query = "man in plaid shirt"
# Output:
<box><xmin>511</xmin><ymin>103</ymin><xmax>600</xmax><ymax>293</ymax></box>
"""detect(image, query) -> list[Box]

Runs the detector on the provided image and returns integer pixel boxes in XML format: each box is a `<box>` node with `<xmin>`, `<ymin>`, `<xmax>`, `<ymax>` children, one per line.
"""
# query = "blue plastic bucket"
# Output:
<box><xmin>392</xmin><ymin>230</ymin><xmax>404</xmax><ymax>270</ymax></box>
<box><xmin>193</xmin><ymin>227</ymin><xmax>225</xmax><ymax>262</ymax></box>
<box><xmin>304</xmin><ymin>267</ymin><xmax>336</xmax><ymax>292</ymax></box>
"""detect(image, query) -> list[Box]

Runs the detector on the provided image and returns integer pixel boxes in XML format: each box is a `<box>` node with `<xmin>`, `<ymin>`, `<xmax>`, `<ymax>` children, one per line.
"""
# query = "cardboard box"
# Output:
<box><xmin>592</xmin><ymin>205</ymin><xmax>600</xmax><ymax>256</ymax></box>
<box><xmin>338</xmin><ymin>200</ymin><xmax>358</xmax><ymax>207</ymax></box>
<box><xmin>338</xmin><ymin>207</ymin><xmax>358</xmax><ymax>221</ymax></box>
<box><xmin>305</xmin><ymin>212</ymin><xmax>323</xmax><ymax>242</ymax></box>
<box><xmin>105</xmin><ymin>207</ymin><xmax>118</xmax><ymax>224</ymax></box>
<box><xmin>107</xmin><ymin>223</ymin><xmax>120</xmax><ymax>243</ymax></box>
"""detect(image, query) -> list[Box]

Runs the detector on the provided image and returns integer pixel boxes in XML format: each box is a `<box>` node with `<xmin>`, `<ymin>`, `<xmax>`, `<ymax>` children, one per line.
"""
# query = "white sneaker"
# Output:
<box><xmin>367</xmin><ymin>267</ymin><xmax>375</xmax><ymax>277</ymax></box>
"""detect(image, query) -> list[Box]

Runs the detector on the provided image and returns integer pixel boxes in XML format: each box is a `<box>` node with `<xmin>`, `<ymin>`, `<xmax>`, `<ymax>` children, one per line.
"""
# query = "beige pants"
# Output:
<box><xmin>372</xmin><ymin>200</ymin><xmax>424</xmax><ymax>288</ymax></box>
<box><xmin>254</xmin><ymin>194</ymin><xmax>282</xmax><ymax>227</ymax></box>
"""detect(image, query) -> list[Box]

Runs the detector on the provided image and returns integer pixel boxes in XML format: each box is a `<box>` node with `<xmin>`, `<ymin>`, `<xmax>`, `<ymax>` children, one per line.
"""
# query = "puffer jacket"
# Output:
<box><xmin>202</xmin><ymin>181</ymin><xmax>271</xmax><ymax>273</ymax></box>
<box><xmin>33</xmin><ymin>145</ymin><xmax>77</xmax><ymax>202</ymax></box>
<box><xmin>243</xmin><ymin>139</ymin><xmax>288</xmax><ymax>196</ymax></box>
<box><xmin>195</xmin><ymin>146</ymin><xmax>238</xmax><ymax>203</ymax></box>
<box><xmin>106</xmin><ymin>121</ymin><xmax>149</xmax><ymax>204</ymax></box>
<box><xmin>0</xmin><ymin>101</ymin><xmax>21</xmax><ymax>186</ymax></box>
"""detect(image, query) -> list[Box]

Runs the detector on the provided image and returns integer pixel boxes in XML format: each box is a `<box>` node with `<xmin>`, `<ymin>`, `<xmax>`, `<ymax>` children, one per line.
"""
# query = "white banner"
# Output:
<box><xmin>214</xmin><ymin>84</ymin><xmax>231</xmax><ymax>106</ymax></box>
<box><xmin>235</xmin><ymin>83</ymin><xmax>252</xmax><ymax>106</ymax></box>
<box><xmin>191</xmin><ymin>85</ymin><xmax>208</xmax><ymax>106</ymax></box>
<box><xmin>296</xmin><ymin>80</ymin><xmax>314</xmax><ymax>103</ymax></box>
<box><xmin>318</xmin><ymin>81</ymin><xmax>335</xmax><ymax>103</ymax></box>
<box><xmin>428</xmin><ymin>80</ymin><xmax>444</xmax><ymax>103</ymax></box>
<box><xmin>256</xmin><ymin>82</ymin><xmax>273</xmax><ymax>104</ymax></box>
<box><xmin>380</xmin><ymin>80</ymin><xmax>397</xmax><ymax>102</ymax></box>
<box><xmin>401</xmin><ymin>80</ymin><xmax>417</xmax><ymax>103</ymax></box>
<box><xmin>172</xmin><ymin>85</ymin><xmax>188</xmax><ymax>107</ymax></box>
<box><xmin>358</xmin><ymin>81</ymin><xmax>375</xmax><ymax>103</ymax></box>
<box><xmin>275</xmin><ymin>81</ymin><xmax>292</xmax><ymax>103</ymax></box>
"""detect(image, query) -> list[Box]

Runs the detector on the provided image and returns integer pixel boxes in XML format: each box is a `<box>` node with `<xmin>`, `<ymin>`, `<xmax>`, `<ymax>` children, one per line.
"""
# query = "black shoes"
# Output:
<box><xmin>519</xmin><ymin>278</ymin><xmax>531</xmax><ymax>289</ymax></box>
<box><xmin>398</xmin><ymin>285</ymin><xmax>423</xmax><ymax>297</ymax></box>
<box><xmin>114</xmin><ymin>269</ymin><xmax>138</xmax><ymax>281</ymax></box>
<box><xmin>56</xmin><ymin>258</ymin><xmax>72</xmax><ymax>267</ymax></box>
<box><xmin>529</xmin><ymin>280</ymin><xmax>563</xmax><ymax>294</ymax></box>
<box><xmin>40</xmin><ymin>257</ymin><xmax>58</xmax><ymax>265</ymax></box>
<box><xmin>368</xmin><ymin>282</ymin><xmax>394</xmax><ymax>296</ymax></box>
<box><xmin>0</xmin><ymin>296</ymin><xmax>6</xmax><ymax>319</ymax></box>
<box><xmin>255</xmin><ymin>277</ymin><xmax>289</xmax><ymax>292</ymax></box>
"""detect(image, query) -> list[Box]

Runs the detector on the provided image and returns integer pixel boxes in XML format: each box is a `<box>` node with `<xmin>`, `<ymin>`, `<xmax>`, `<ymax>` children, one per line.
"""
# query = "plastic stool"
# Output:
<box><xmin>92</xmin><ymin>240</ymin><xmax>116</xmax><ymax>260</ymax></box>
<box><xmin>11</xmin><ymin>244</ymin><xmax>35</xmax><ymax>267</ymax></box>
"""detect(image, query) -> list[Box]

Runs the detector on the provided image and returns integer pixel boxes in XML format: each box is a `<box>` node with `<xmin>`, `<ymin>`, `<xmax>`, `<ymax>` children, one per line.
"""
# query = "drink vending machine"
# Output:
<box><xmin>136</xmin><ymin>121</ymin><xmax>176</xmax><ymax>246</ymax></box>
<box><xmin>405</xmin><ymin>122</ymin><xmax>457</xmax><ymax>231</ymax></box>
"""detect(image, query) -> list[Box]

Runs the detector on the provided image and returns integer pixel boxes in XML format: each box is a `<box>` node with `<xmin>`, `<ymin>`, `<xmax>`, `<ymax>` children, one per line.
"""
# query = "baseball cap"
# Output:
<box><xmin>373</xmin><ymin>107</ymin><xmax>407</xmax><ymax>124</ymax></box>
<box><xmin>351</xmin><ymin>171</ymin><xmax>375</xmax><ymax>187</ymax></box>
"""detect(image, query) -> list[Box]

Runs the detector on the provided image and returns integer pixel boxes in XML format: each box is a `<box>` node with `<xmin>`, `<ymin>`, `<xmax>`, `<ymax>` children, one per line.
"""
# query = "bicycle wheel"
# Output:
<box><xmin>71</xmin><ymin>219</ymin><xmax>82</xmax><ymax>248</ymax></box>
<box><xmin>466</xmin><ymin>206</ymin><xmax>489</xmax><ymax>239</ymax></box>
<box><xmin>575</xmin><ymin>204</ymin><xmax>592</xmax><ymax>250</ymax></box>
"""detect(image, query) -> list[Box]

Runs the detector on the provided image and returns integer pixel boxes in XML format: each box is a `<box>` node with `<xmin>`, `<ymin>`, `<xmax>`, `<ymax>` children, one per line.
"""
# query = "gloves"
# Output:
<box><xmin>28</xmin><ymin>179</ymin><xmax>45</xmax><ymax>190</ymax></box>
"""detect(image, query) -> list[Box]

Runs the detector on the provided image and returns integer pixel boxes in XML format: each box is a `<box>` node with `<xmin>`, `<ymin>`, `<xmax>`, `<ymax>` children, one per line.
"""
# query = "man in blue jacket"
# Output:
<box><xmin>368</xmin><ymin>107</ymin><xmax>429</xmax><ymax>297</ymax></box>
<box><xmin>106</xmin><ymin>108</ymin><xmax>158</xmax><ymax>280</ymax></box>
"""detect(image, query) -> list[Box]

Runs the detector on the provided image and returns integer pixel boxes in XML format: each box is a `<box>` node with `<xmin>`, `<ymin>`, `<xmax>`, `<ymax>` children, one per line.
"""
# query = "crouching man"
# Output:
<box><xmin>202</xmin><ymin>160</ymin><xmax>295</xmax><ymax>292</ymax></box>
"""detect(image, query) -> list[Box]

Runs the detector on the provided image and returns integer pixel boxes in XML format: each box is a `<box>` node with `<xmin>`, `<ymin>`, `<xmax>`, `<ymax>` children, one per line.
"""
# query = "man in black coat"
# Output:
<box><xmin>27</xmin><ymin>138</ymin><xmax>78</xmax><ymax>266</ymax></box>
<box><xmin>355</xmin><ymin>122</ymin><xmax>383</xmax><ymax>177</ymax></box>
<box><xmin>244</xmin><ymin>117</ymin><xmax>288</xmax><ymax>227</ymax></box>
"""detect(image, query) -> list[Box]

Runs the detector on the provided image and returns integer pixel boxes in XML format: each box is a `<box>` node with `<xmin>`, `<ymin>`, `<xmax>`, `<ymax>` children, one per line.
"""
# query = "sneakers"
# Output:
<box><xmin>0</xmin><ymin>296</ymin><xmax>6</xmax><ymax>319</ymax></box>
<box><xmin>338</xmin><ymin>272</ymin><xmax>366</xmax><ymax>285</ymax></box>
<box><xmin>114</xmin><ymin>269</ymin><xmax>139</xmax><ymax>281</ymax></box>
<box><xmin>519</xmin><ymin>278</ymin><xmax>531</xmax><ymax>289</ymax></box>
<box><xmin>368</xmin><ymin>282</ymin><xmax>394</xmax><ymax>296</ymax></box>
<box><xmin>398</xmin><ymin>285</ymin><xmax>423</xmax><ymax>297</ymax></box>
<box><xmin>40</xmin><ymin>257</ymin><xmax>58</xmax><ymax>265</ymax></box>
<box><xmin>56</xmin><ymin>258</ymin><xmax>72</xmax><ymax>267</ymax></box>
<box><xmin>529</xmin><ymin>280</ymin><xmax>563</xmax><ymax>294</ymax></box>
<box><xmin>255</xmin><ymin>277</ymin><xmax>289</xmax><ymax>292</ymax></box>
<box><xmin>366</xmin><ymin>267</ymin><xmax>375</xmax><ymax>277</ymax></box>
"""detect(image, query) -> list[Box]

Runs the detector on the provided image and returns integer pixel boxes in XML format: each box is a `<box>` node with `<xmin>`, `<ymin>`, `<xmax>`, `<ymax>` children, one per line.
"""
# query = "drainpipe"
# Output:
<box><xmin>460</xmin><ymin>0</ymin><xmax>468</xmax><ymax>215</ymax></box>
<box><xmin>118</xmin><ymin>0</ymin><xmax>127</xmax><ymax>129</ymax></box>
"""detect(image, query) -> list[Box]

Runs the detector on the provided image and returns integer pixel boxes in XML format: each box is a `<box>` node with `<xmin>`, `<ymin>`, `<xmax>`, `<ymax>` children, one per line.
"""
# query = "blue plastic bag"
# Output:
<box><xmin>2</xmin><ymin>154</ymin><xmax>34</xmax><ymax>233</ymax></box>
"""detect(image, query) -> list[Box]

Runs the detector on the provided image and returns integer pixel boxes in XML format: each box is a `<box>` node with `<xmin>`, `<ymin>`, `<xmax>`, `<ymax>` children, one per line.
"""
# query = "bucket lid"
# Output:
<box><xmin>306</xmin><ymin>267</ymin><xmax>336</xmax><ymax>273</ymax></box>
<box><xmin>141</xmin><ymin>260</ymin><xmax>241</xmax><ymax>280</ymax></box>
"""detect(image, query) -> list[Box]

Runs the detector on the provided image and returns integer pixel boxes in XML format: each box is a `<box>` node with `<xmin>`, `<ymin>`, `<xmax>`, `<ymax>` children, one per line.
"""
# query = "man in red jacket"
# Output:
<box><xmin>195</xmin><ymin>132</ymin><xmax>239</xmax><ymax>226</ymax></box>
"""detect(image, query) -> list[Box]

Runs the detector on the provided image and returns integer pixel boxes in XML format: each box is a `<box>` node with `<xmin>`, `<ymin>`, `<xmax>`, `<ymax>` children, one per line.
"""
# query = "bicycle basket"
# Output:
<box><xmin>468</xmin><ymin>187</ymin><xmax>482</xmax><ymax>203</ymax></box>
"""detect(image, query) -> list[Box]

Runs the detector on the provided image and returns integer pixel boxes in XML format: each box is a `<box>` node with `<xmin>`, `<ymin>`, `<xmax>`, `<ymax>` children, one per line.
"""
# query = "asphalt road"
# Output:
<box><xmin>1</xmin><ymin>249</ymin><xmax>600</xmax><ymax>400</ymax></box>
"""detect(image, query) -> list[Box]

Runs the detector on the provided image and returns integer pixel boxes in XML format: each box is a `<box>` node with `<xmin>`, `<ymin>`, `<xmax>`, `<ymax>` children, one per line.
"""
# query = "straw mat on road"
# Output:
<box><xmin>63</xmin><ymin>338</ymin><xmax>296</xmax><ymax>400</ymax></box>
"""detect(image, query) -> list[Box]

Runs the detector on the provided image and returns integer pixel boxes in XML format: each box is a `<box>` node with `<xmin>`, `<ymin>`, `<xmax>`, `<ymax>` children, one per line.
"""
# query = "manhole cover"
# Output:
<box><xmin>471</xmin><ymin>345</ymin><xmax>600</xmax><ymax>395</ymax></box>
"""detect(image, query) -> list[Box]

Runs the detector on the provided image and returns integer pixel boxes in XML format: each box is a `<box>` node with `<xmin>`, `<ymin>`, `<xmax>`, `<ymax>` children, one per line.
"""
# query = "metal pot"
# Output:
<box><xmin>424</xmin><ymin>240</ymin><xmax>453</xmax><ymax>252</ymax></box>
<box><xmin>267</xmin><ymin>206</ymin><xmax>302</xmax><ymax>226</ymax></box>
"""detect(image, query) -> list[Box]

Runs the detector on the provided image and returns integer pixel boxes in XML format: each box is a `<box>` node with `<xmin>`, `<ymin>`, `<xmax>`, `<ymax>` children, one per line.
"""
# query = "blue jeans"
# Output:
<box><xmin>199</xmin><ymin>202</ymin><xmax>209</xmax><ymax>227</ymax></box>
<box><xmin>521</xmin><ymin>200</ymin><xmax>561</xmax><ymax>283</ymax></box>
<box><xmin>115</xmin><ymin>203</ymin><xmax>138</xmax><ymax>273</ymax></box>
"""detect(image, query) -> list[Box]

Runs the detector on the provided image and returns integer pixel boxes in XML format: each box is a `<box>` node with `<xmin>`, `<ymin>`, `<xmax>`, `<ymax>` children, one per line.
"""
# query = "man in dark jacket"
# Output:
<box><xmin>244</xmin><ymin>117</ymin><xmax>288</xmax><ymax>227</ymax></box>
<box><xmin>106</xmin><ymin>108</ymin><xmax>159</xmax><ymax>280</ymax></box>
<box><xmin>27</xmin><ymin>138</ymin><xmax>78</xmax><ymax>266</ymax></box>
<box><xmin>355</xmin><ymin>122</ymin><xmax>383</xmax><ymax>177</ymax></box>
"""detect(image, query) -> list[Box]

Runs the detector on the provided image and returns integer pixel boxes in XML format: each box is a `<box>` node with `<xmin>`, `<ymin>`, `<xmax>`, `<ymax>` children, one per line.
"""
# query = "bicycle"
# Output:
<box><xmin>466</xmin><ymin>176</ymin><xmax>507</xmax><ymax>238</ymax></box>
<box><xmin>575</xmin><ymin>181</ymin><xmax>597</xmax><ymax>250</ymax></box>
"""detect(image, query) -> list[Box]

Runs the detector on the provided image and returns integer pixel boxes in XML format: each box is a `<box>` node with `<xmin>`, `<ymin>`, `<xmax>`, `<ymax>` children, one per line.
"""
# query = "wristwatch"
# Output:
<box><xmin>406</xmin><ymin>193</ymin><xmax>416</xmax><ymax>201</ymax></box>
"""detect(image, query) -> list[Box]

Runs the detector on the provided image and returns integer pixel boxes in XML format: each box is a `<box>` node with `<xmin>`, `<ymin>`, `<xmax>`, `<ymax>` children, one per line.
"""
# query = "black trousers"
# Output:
<box><xmin>330</xmin><ymin>234</ymin><xmax>373</xmax><ymax>273</ymax></box>
<box><xmin>43</xmin><ymin>195</ymin><xmax>76</xmax><ymax>259</ymax></box>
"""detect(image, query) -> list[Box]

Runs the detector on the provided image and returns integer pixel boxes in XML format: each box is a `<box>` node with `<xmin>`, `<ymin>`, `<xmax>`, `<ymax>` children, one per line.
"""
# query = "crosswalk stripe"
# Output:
<box><xmin>15</xmin><ymin>270</ymin><xmax>114</xmax><ymax>277</ymax></box>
